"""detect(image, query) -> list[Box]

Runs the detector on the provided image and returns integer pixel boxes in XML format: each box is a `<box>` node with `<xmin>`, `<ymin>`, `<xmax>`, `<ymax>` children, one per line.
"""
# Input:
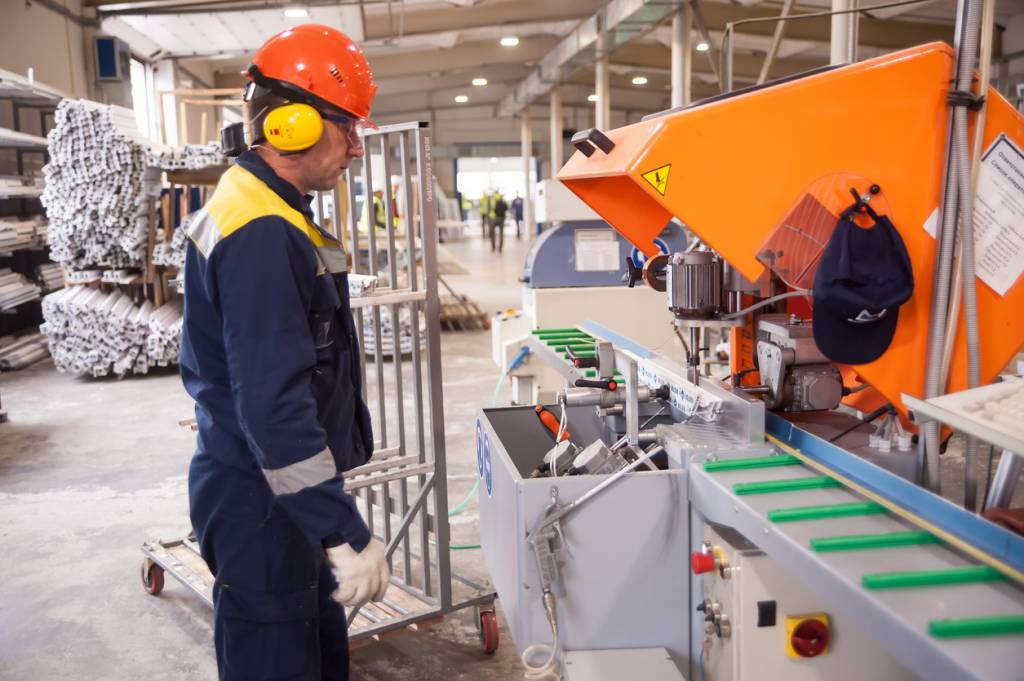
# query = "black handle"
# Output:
<box><xmin>574</xmin><ymin>378</ymin><xmax>619</xmax><ymax>391</ymax></box>
<box><xmin>571</xmin><ymin>128</ymin><xmax>616</xmax><ymax>157</ymax></box>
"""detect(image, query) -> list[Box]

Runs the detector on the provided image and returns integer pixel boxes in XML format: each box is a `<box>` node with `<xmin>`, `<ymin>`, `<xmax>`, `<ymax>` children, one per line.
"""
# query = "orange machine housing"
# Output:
<box><xmin>558</xmin><ymin>42</ymin><xmax>1024</xmax><ymax>414</ymax></box>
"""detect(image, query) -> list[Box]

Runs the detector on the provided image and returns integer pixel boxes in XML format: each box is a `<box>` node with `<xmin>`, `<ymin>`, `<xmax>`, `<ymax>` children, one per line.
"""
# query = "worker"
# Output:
<box><xmin>491</xmin><ymin>191</ymin><xmax>508</xmax><ymax>253</ymax></box>
<box><xmin>179</xmin><ymin>24</ymin><xmax>389</xmax><ymax>681</ymax></box>
<box><xmin>479</xmin><ymin>191</ymin><xmax>491</xmax><ymax>237</ymax></box>
<box><xmin>511</xmin><ymin>194</ymin><xmax>524</xmax><ymax>239</ymax></box>
<box><xmin>371</xmin><ymin>188</ymin><xmax>387</xmax><ymax>229</ymax></box>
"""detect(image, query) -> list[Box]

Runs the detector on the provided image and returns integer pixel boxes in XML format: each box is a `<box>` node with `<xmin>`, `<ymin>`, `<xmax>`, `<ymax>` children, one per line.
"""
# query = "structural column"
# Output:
<box><xmin>830</xmin><ymin>0</ymin><xmax>859</xmax><ymax>65</ymax></box>
<box><xmin>671</xmin><ymin>4</ymin><xmax>693</xmax><ymax>108</ymax></box>
<box><xmin>521</xmin><ymin>112</ymin><xmax>535</xmax><ymax>240</ymax></box>
<box><xmin>549</xmin><ymin>88</ymin><xmax>563</xmax><ymax>179</ymax></box>
<box><xmin>594</xmin><ymin>55</ymin><xmax>611</xmax><ymax>130</ymax></box>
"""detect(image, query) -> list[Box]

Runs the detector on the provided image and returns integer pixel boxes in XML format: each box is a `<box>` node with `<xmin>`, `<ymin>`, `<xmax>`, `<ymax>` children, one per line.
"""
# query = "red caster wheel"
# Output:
<box><xmin>478</xmin><ymin>609</ymin><xmax>499</xmax><ymax>654</ymax></box>
<box><xmin>141</xmin><ymin>560</ymin><xmax>165</xmax><ymax>596</ymax></box>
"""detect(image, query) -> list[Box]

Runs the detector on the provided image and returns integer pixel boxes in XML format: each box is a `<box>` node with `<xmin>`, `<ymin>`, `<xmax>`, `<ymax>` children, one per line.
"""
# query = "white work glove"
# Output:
<box><xmin>326</xmin><ymin>539</ymin><xmax>390</xmax><ymax>608</ymax></box>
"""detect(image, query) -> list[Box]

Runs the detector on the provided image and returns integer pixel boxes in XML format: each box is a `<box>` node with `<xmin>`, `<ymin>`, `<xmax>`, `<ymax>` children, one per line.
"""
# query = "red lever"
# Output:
<box><xmin>691</xmin><ymin>552</ymin><xmax>716</xmax><ymax>575</ymax></box>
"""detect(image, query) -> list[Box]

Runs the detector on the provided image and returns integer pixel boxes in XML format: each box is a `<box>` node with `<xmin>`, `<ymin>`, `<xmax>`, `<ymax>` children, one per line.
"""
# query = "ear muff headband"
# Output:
<box><xmin>263</xmin><ymin>103</ymin><xmax>323</xmax><ymax>152</ymax></box>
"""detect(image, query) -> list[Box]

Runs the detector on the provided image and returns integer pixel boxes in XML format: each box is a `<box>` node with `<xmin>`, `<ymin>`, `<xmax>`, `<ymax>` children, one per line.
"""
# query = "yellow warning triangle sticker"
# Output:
<box><xmin>641</xmin><ymin>164</ymin><xmax>671</xmax><ymax>196</ymax></box>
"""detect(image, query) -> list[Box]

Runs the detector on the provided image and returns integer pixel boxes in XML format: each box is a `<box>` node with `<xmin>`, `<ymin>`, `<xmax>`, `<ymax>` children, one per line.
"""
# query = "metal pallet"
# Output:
<box><xmin>141</xmin><ymin>120</ymin><xmax>497</xmax><ymax>652</ymax></box>
<box><xmin>689</xmin><ymin>416</ymin><xmax>1024</xmax><ymax>681</ymax></box>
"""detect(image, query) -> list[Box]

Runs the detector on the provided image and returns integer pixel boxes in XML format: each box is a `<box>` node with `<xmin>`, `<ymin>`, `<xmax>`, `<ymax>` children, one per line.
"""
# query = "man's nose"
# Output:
<box><xmin>350</xmin><ymin>140</ymin><xmax>365</xmax><ymax>158</ymax></box>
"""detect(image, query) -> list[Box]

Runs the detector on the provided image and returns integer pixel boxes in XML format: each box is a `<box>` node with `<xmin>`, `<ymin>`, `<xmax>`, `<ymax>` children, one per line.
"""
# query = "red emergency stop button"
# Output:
<box><xmin>691</xmin><ymin>551</ymin><xmax>715</xmax><ymax>574</ymax></box>
<box><xmin>789</xmin><ymin>617</ymin><xmax>830</xmax><ymax>658</ymax></box>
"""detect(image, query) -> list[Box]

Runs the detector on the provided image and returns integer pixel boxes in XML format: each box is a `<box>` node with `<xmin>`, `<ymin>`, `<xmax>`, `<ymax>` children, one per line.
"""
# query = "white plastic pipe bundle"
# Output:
<box><xmin>145</xmin><ymin>297</ymin><xmax>183</xmax><ymax>367</ymax></box>
<box><xmin>0</xmin><ymin>332</ymin><xmax>50</xmax><ymax>371</ymax></box>
<box><xmin>40</xmin><ymin>286</ymin><xmax>184</xmax><ymax>377</ymax></box>
<box><xmin>152</xmin><ymin>211</ymin><xmax>192</xmax><ymax>267</ymax></box>
<box><xmin>148</xmin><ymin>143</ymin><xmax>227</xmax><ymax>170</ymax></box>
<box><xmin>0</xmin><ymin>268</ymin><xmax>41</xmax><ymax>310</ymax></box>
<box><xmin>41</xmin><ymin>99</ymin><xmax>159</xmax><ymax>269</ymax></box>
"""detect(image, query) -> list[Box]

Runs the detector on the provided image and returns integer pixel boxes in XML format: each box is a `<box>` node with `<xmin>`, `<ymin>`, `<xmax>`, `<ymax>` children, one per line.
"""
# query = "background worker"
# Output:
<box><xmin>479</xmin><ymin>190</ymin><xmax>491</xmax><ymax>237</ymax></box>
<box><xmin>491</xmin><ymin>192</ymin><xmax>508</xmax><ymax>253</ymax></box>
<box><xmin>180</xmin><ymin>24</ymin><xmax>389</xmax><ymax>681</ymax></box>
<box><xmin>512</xmin><ymin>194</ymin><xmax>524</xmax><ymax>239</ymax></box>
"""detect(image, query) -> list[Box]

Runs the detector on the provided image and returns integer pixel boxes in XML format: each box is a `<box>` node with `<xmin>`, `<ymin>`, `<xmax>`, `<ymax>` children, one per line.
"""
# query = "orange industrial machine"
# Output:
<box><xmin>558</xmin><ymin>42</ymin><xmax>1024</xmax><ymax>419</ymax></box>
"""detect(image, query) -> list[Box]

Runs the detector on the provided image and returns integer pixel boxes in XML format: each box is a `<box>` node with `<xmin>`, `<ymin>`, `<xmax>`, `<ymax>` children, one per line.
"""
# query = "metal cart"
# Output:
<box><xmin>141</xmin><ymin>120</ymin><xmax>499</xmax><ymax>653</ymax></box>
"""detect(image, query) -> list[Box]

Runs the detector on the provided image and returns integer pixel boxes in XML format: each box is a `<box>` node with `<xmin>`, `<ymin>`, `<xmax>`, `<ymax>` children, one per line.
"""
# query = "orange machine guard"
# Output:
<box><xmin>558</xmin><ymin>43</ymin><xmax>1024</xmax><ymax>415</ymax></box>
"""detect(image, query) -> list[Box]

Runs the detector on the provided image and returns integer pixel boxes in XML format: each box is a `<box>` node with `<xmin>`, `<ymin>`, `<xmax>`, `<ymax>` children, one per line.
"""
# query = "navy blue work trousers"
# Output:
<box><xmin>189</xmin><ymin>453</ymin><xmax>350</xmax><ymax>681</ymax></box>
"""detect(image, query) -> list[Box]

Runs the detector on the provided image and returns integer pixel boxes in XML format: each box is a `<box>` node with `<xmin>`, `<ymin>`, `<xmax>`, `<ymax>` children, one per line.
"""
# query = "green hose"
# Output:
<box><xmin>439</xmin><ymin>365</ymin><xmax>513</xmax><ymax>551</ymax></box>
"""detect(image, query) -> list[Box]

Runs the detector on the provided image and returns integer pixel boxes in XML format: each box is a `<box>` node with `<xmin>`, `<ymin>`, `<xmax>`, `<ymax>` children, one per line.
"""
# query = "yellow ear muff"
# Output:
<box><xmin>263</xmin><ymin>103</ymin><xmax>324</xmax><ymax>152</ymax></box>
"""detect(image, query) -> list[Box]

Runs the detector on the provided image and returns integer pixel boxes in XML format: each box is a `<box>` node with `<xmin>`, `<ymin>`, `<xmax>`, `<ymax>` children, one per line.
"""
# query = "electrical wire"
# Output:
<box><xmin>721</xmin><ymin>290</ymin><xmax>810</xmax><ymax>320</ymax></box>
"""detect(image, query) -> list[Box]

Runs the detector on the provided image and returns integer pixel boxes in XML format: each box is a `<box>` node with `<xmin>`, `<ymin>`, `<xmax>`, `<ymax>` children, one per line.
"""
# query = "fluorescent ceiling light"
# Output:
<box><xmin>454</xmin><ymin>94</ymin><xmax>469</xmax><ymax>103</ymax></box>
<box><xmin>695</xmin><ymin>41</ymin><xmax>710</xmax><ymax>53</ymax></box>
<box><xmin>283</xmin><ymin>7</ymin><xmax>309</xmax><ymax>18</ymax></box>
<box><xmin>500</xmin><ymin>36</ymin><xmax>520</xmax><ymax>47</ymax></box>
<box><xmin>631</xmin><ymin>75</ymin><xmax>648</xmax><ymax>86</ymax></box>
<box><xmin>587</xmin><ymin>94</ymin><xmax>599</xmax><ymax>102</ymax></box>
<box><xmin>472</xmin><ymin>77</ymin><xmax>488</xmax><ymax>86</ymax></box>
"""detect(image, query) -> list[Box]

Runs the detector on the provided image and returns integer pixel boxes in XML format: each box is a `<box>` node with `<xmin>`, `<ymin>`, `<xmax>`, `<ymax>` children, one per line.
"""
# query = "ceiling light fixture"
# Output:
<box><xmin>696</xmin><ymin>41</ymin><xmax>710</xmax><ymax>52</ymax></box>
<box><xmin>472</xmin><ymin>77</ymin><xmax>488</xmax><ymax>86</ymax></box>
<box><xmin>631</xmin><ymin>75</ymin><xmax>648</xmax><ymax>86</ymax></box>
<box><xmin>283</xmin><ymin>6</ymin><xmax>309</xmax><ymax>18</ymax></box>
<box><xmin>587</xmin><ymin>93</ymin><xmax>599</xmax><ymax>102</ymax></box>
<box><xmin>500</xmin><ymin>36</ymin><xmax>520</xmax><ymax>47</ymax></box>
<box><xmin>454</xmin><ymin>94</ymin><xmax>469</xmax><ymax>103</ymax></box>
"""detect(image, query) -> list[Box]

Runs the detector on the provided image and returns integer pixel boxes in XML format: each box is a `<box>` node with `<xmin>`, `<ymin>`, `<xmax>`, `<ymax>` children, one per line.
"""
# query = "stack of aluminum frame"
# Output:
<box><xmin>41</xmin><ymin>99</ymin><xmax>160</xmax><ymax>269</ymax></box>
<box><xmin>36</xmin><ymin>263</ymin><xmax>63</xmax><ymax>293</ymax></box>
<box><xmin>152</xmin><ymin>212</ymin><xmax>191</xmax><ymax>268</ymax></box>
<box><xmin>39</xmin><ymin>286</ymin><xmax>181</xmax><ymax>377</ymax></box>
<box><xmin>148</xmin><ymin>143</ymin><xmax>226</xmax><ymax>171</ymax></box>
<box><xmin>0</xmin><ymin>332</ymin><xmax>49</xmax><ymax>371</ymax></box>
<box><xmin>0</xmin><ymin>268</ymin><xmax>41</xmax><ymax>310</ymax></box>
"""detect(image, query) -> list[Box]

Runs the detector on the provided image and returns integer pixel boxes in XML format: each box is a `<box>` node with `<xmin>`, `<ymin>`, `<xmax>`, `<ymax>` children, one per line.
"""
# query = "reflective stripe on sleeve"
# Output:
<box><xmin>315</xmin><ymin>244</ymin><xmax>349</xmax><ymax>275</ymax></box>
<box><xmin>263</xmin><ymin>448</ymin><xmax>338</xmax><ymax>496</ymax></box>
<box><xmin>184</xmin><ymin>209</ymin><xmax>222</xmax><ymax>258</ymax></box>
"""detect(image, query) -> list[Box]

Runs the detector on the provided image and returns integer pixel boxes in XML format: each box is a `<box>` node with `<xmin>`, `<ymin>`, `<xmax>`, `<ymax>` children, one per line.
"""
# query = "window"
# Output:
<box><xmin>129</xmin><ymin>57</ymin><xmax>157</xmax><ymax>140</ymax></box>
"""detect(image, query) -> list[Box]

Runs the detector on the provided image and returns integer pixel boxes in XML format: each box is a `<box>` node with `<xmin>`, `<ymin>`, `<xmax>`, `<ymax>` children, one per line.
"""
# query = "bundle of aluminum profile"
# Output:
<box><xmin>361</xmin><ymin>306</ymin><xmax>426</xmax><ymax>357</ymax></box>
<box><xmin>0</xmin><ymin>268</ymin><xmax>41</xmax><ymax>310</ymax></box>
<box><xmin>36</xmin><ymin>263</ymin><xmax>64</xmax><ymax>293</ymax></box>
<box><xmin>152</xmin><ymin>211</ymin><xmax>193</xmax><ymax>268</ymax></box>
<box><xmin>41</xmin><ymin>99</ymin><xmax>160</xmax><ymax>269</ymax></box>
<box><xmin>145</xmin><ymin>297</ymin><xmax>183</xmax><ymax>367</ymax></box>
<box><xmin>0</xmin><ymin>332</ymin><xmax>50</xmax><ymax>371</ymax></box>
<box><xmin>0</xmin><ymin>217</ymin><xmax>43</xmax><ymax>252</ymax></box>
<box><xmin>40</xmin><ymin>286</ymin><xmax>183</xmax><ymax>377</ymax></box>
<box><xmin>148</xmin><ymin>143</ymin><xmax>227</xmax><ymax>170</ymax></box>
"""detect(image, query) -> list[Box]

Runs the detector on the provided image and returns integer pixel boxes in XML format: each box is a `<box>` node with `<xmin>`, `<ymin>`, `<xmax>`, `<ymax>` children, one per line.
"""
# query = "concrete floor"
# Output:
<box><xmin>0</xmin><ymin>227</ymin><xmax>530</xmax><ymax>681</ymax></box>
<box><xmin>0</xmin><ymin>223</ymin><xmax>1019</xmax><ymax>680</ymax></box>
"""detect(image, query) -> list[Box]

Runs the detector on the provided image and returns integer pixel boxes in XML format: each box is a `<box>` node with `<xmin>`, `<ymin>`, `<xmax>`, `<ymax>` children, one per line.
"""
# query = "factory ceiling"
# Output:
<box><xmin>86</xmin><ymin>0</ymin><xmax>1018</xmax><ymax>120</ymax></box>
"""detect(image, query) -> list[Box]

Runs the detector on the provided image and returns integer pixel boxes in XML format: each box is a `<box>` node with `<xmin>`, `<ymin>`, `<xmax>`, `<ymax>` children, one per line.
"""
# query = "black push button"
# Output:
<box><xmin>757</xmin><ymin>600</ymin><xmax>777</xmax><ymax>627</ymax></box>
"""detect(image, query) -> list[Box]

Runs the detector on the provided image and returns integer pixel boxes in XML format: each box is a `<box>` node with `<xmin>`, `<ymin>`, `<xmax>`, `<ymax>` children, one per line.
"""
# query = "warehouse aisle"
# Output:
<box><xmin>0</xmin><ymin>229</ymin><xmax>530</xmax><ymax>681</ymax></box>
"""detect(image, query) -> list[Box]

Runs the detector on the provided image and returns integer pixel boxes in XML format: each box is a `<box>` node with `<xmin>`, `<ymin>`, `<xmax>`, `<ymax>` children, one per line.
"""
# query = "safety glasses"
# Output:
<box><xmin>322</xmin><ymin>112</ymin><xmax>365</xmax><ymax>149</ymax></box>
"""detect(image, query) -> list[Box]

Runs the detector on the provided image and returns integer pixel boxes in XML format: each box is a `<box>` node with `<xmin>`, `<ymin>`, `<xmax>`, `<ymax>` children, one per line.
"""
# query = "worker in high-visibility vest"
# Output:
<box><xmin>479</xmin><ymin>191</ymin><xmax>491</xmax><ymax>236</ymax></box>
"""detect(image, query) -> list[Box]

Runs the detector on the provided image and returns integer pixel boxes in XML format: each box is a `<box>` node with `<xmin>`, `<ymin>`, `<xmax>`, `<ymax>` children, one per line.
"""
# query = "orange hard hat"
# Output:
<box><xmin>247</xmin><ymin>24</ymin><xmax>377</xmax><ymax>126</ymax></box>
